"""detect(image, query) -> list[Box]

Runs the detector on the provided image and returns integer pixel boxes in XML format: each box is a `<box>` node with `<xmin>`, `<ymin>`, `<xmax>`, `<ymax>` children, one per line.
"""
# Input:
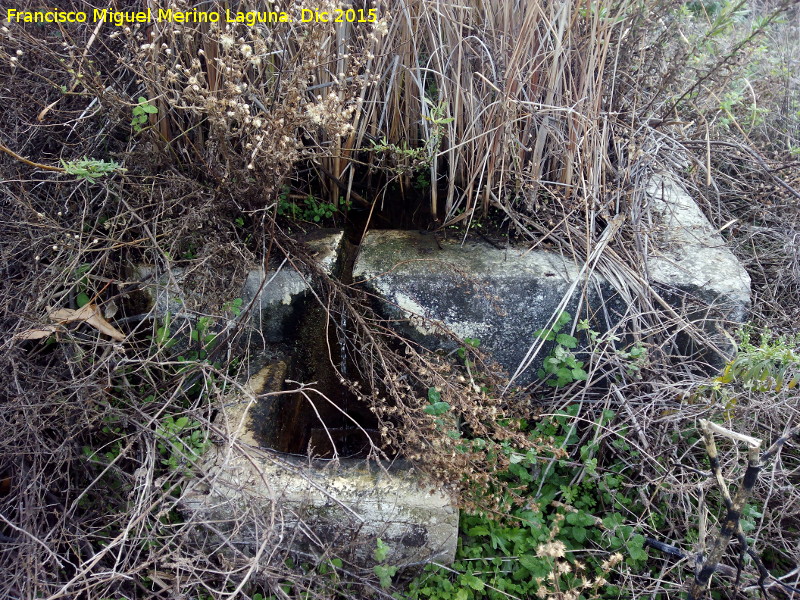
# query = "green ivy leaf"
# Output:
<box><xmin>557</xmin><ymin>367</ymin><xmax>572</xmax><ymax>381</ymax></box>
<box><xmin>571</xmin><ymin>526</ymin><xmax>588</xmax><ymax>542</ymax></box>
<box><xmin>466</xmin><ymin>525</ymin><xmax>490</xmax><ymax>536</ymax></box>
<box><xmin>424</xmin><ymin>402</ymin><xmax>450</xmax><ymax>416</ymax></box>
<box><xmin>373</xmin><ymin>564</ymin><xmax>397</xmax><ymax>588</ymax></box>
<box><xmin>535</xmin><ymin>328</ymin><xmax>556</xmax><ymax>341</ymax></box>
<box><xmin>460</xmin><ymin>574</ymin><xmax>484</xmax><ymax>591</ymax></box>
<box><xmin>555</xmin><ymin>311</ymin><xmax>572</xmax><ymax>328</ymax></box>
<box><xmin>373</xmin><ymin>538</ymin><xmax>389</xmax><ymax>562</ymax></box>
<box><xmin>519</xmin><ymin>555</ymin><xmax>549</xmax><ymax>578</ymax></box>
<box><xmin>556</xmin><ymin>333</ymin><xmax>578</xmax><ymax>348</ymax></box>
<box><xmin>571</xmin><ymin>367</ymin><xmax>588</xmax><ymax>380</ymax></box>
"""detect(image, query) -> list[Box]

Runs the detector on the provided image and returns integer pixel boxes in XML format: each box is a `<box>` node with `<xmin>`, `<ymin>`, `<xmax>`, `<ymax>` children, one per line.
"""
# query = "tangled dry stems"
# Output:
<box><xmin>1</xmin><ymin>0</ymin><xmax>800</xmax><ymax>598</ymax></box>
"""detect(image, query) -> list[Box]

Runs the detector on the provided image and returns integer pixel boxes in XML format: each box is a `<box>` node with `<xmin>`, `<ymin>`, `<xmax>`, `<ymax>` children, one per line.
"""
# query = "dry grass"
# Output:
<box><xmin>1</xmin><ymin>0</ymin><xmax>800</xmax><ymax>598</ymax></box>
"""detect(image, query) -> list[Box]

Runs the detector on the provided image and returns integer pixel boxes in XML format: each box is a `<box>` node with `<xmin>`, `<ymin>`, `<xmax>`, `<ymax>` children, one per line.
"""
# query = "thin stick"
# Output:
<box><xmin>688</xmin><ymin>421</ymin><xmax>799</xmax><ymax>599</ymax></box>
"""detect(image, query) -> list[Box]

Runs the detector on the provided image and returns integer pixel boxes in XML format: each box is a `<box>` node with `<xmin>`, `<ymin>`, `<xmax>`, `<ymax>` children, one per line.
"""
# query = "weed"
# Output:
<box><xmin>181</xmin><ymin>243</ymin><xmax>198</xmax><ymax>260</ymax></box>
<box><xmin>156</xmin><ymin>415</ymin><xmax>210</xmax><ymax>473</ymax></box>
<box><xmin>82</xmin><ymin>415</ymin><xmax>124</xmax><ymax>464</ymax></box>
<box><xmin>189</xmin><ymin>316</ymin><xmax>217</xmax><ymax>349</ymax></box>
<box><xmin>535</xmin><ymin>311</ymin><xmax>589</xmax><ymax>387</ymax></box>
<box><xmin>685</xmin><ymin>0</ymin><xmax>729</xmax><ymax>20</ymax></box>
<box><xmin>369</xmin><ymin>136</ymin><xmax>429</xmax><ymax>174</ymax></box>
<box><xmin>615</xmin><ymin>341</ymin><xmax>649</xmax><ymax>379</ymax></box>
<box><xmin>304</xmin><ymin>195</ymin><xmax>335</xmax><ymax>223</ymax></box>
<box><xmin>456</xmin><ymin>337</ymin><xmax>480</xmax><ymax>361</ymax></box>
<box><xmin>277</xmin><ymin>192</ymin><xmax>339</xmax><ymax>223</ymax></box>
<box><xmin>406</xmin><ymin>408</ymin><xmax>649</xmax><ymax>599</ymax></box>
<box><xmin>61</xmin><ymin>157</ymin><xmax>123</xmax><ymax>181</ymax></box>
<box><xmin>717</xmin><ymin>326</ymin><xmax>800</xmax><ymax>391</ymax></box>
<box><xmin>373</xmin><ymin>539</ymin><xmax>398</xmax><ymax>589</ymax></box>
<box><xmin>424</xmin><ymin>386</ymin><xmax>450</xmax><ymax>416</ymax></box>
<box><xmin>72</xmin><ymin>263</ymin><xmax>92</xmax><ymax>308</ymax></box>
<box><xmin>369</xmin><ymin>99</ymin><xmax>453</xmax><ymax>180</ymax></box>
<box><xmin>422</xmin><ymin>97</ymin><xmax>454</xmax><ymax>158</ymax></box>
<box><xmin>131</xmin><ymin>96</ymin><xmax>158</xmax><ymax>134</ymax></box>
<box><xmin>686</xmin><ymin>326</ymin><xmax>800</xmax><ymax>418</ymax></box>
<box><xmin>223</xmin><ymin>297</ymin><xmax>244</xmax><ymax>317</ymax></box>
<box><xmin>154</xmin><ymin>312</ymin><xmax>177</xmax><ymax>348</ymax></box>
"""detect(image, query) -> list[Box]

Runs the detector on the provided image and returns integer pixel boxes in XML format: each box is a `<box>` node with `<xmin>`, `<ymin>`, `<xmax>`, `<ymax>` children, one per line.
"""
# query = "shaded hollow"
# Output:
<box><xmin>282</xmin><ymin>299</ymin><xmax>379</xmax><ymax>457</ymax></box>
<box><xmin>244</xmin><ymin>232</ymin><xmax>382</xmax><ymax>459</ymax></box>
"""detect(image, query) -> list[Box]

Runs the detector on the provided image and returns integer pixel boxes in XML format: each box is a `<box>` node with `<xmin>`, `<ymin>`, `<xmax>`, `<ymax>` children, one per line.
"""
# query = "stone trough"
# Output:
<box><xmin>178</xmin><ymin>230</ymin><xmax>459</xmax><ymax>568</ymax></box>
<box><xmin>182</xmin><ymin>449</ymin><xmax>458</xmax><ymax>567</ymax></box>
<box><xmin>150</xmin><ymin>173</ymin><xmax>749</xmax><ymax>569</ymax></box>
<box><xmin>353</xmin><ymin>173</ymin><xmax>751</xmax><ymax>383</ymax></box>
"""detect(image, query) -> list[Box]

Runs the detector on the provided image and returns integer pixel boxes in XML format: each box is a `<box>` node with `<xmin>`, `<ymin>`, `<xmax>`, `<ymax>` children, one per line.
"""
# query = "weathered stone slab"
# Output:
<box><xmin>645</xmin><ymin>174</ymin><xmax>750</xmax><ymax>314</ymax></box>
<box><xmin>241</xmin><ymin>230</ymin><xmax>343</xmax><ymax>342</ymax></box>
<box><xmin>645</xmin><ymin>174</ymin><xmax>751</xmax><ymax>358</ymax></box>
<box><xmin>352</xmin><ymin>174</ymin><xmax>751</xmax><ymax>381</ymax></box>
<box><xmin>353</xmin><ymin>230</ymin><xmax>625</xmax><ymax>384</ymax></box>
<box><xmin>182</xmin><ymin>450</ymin><xmax>458</xmax><ymax>567</ymax></box>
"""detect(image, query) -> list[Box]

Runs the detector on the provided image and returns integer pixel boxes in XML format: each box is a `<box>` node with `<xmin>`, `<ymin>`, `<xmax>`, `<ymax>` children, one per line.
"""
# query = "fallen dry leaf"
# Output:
<box><xmin>14</xmin><ymin>324</ymin><xmax>64</xmax><ymax>340</ymax></box>
<box><xmin>48</xmin><ymin>303</ymin><xmax>126</xmax><ymax>341</ymax></box>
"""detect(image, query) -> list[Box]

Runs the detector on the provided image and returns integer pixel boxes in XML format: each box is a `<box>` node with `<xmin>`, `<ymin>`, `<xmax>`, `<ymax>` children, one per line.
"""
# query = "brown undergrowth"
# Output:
<box><xmin>1</xmin><ymin>1</ymin><xmax>800</xmax><ymax>598</ymax></box>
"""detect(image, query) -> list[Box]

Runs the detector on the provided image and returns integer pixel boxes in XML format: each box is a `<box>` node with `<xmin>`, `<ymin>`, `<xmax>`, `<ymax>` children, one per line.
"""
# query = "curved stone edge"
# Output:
<box><xmin>241</xmin><ymin>230</ymin><xmax>344</xmax><ymax>343</ymax></box>
<box><xmin>645</xmin><ymin>173</ymin><xmax>751</xmax><ymax>315</ymax></box>
<box><xmin>645</xmin><ymin>173</ymin><xmax>752</xmax><ymax>361</ymax></box>
<box><xmin>181</xmin><ymin>448</ymin><xmax>459</xmax><ymax>567</ymax></box>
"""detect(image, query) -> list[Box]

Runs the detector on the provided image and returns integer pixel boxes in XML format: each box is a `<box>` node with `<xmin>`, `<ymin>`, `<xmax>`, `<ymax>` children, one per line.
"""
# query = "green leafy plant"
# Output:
<box><xmin>457</xmin><ymin>337</ymin><xmax>481</xmax><ymax>361</ymax></box>
<box><xmin>688</xmin><ymin>327</ymin><xmax>800</xmax><ymax>417</ymax></box>
<box><xmin>82</xmin><ymin>415</ymin><xmax>125</xmax><ymax>464</ymax></box>
<box><xmin>277</xmin><ymin>192</ymin><xmax>338</xmax><ymax>223</ymax></box>
<box><xmin>190</xmin><ymin>316</ymin><xmax>217</xmax><ymax>348</ymax></box>
<box><xmin>156</xmin><ymin>415</ymin><xmax>209</xmax><ymax>472</ymax></box>
<box><xmin>423</xmin><ymin>387</ymin><xmax>450</xmax><ymax>416</ymax></box>
<box><xmin>72</xmin><ymin>263</ymin><xmax>93</xmax><ymax>308</ymax></box>
<box><xmin>616</xmin><ymin>341</ymin><xmax>649</xmax><ymax>378</ymax></box>
<box><xmin>422</xmin><ymin>97</ymin><xmax>454</xmax><ymax>158</ymax></box>
<box><xmin>154</xmin><ymin>312</ymin><xmax>177</xmax><ymax>348</ymax></box>
<box><xmin>304</xmin><ymin>195</ymin><xmax>335</xmax><ymax>222</ymax></box>
<box><xmin>223</xmin><ymin>297</ymin><xmax>244</xmax><ymax>317</ymax></box>
<box><xmin>717</xmin><ymin>327</ymin><xmax>800</xmax><ymax>391</ymax></box>
<box><xmin>373</xmin><ymin>538</ymin><xmax>398</xmax><ymax>589</ymax></box>
<box><xmin>180</xmin><ymin>243</ymin><xmax>198</xmax><ymax>260</ymax></box>
<box><xmin>685</xmin><ymin>0</ymin><xmax>729</xmax><ymax>20</ymax></box>
<box><xmin>369</xmin><ymin>136</ymin><xmax>429</xmax><ymax>174</ymax></box>
<box><xmin>369</xmin><ymin>98</ymin><xmax>453</xmax><ymax>178</ymax></box>
<box><xmin>61</xmin><ymin>157</ymin><xmax>123</xmax><ymax>181</ymax></box>
<box><xmin>406</xmin><ymin>408</ymin><xmax>649</xmax><ymax>600</ymax></box>
<box><xmin>535</xmin><ymin>311</ymin><xmax>588</xmax><ymax>387</ymax></box>
<box><xmin>131</xmin><ymin>96</ymin><xmax>158</xmax><ymax>133</ymax></box>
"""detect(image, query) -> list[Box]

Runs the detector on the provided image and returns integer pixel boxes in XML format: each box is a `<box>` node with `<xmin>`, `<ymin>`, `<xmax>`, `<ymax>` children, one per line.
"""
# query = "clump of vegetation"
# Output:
<box><xmin>1</xmin><ymin>0</ymin><xmax>799</xmax><ymax>599</ymax></box>
<box><xmin>130</xmin><ymin>96</ymin><xmax>158</xmax><ymax>134</ymax></box>
<box><xmin>535</xmin><ymin>311</ymin><xmax>590</xmax><ymax>388</ymax></box>
<box><xmin>408</xmin><ymin>408</ymin><xmax>650</xmax><ymax>600</ymax></box>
